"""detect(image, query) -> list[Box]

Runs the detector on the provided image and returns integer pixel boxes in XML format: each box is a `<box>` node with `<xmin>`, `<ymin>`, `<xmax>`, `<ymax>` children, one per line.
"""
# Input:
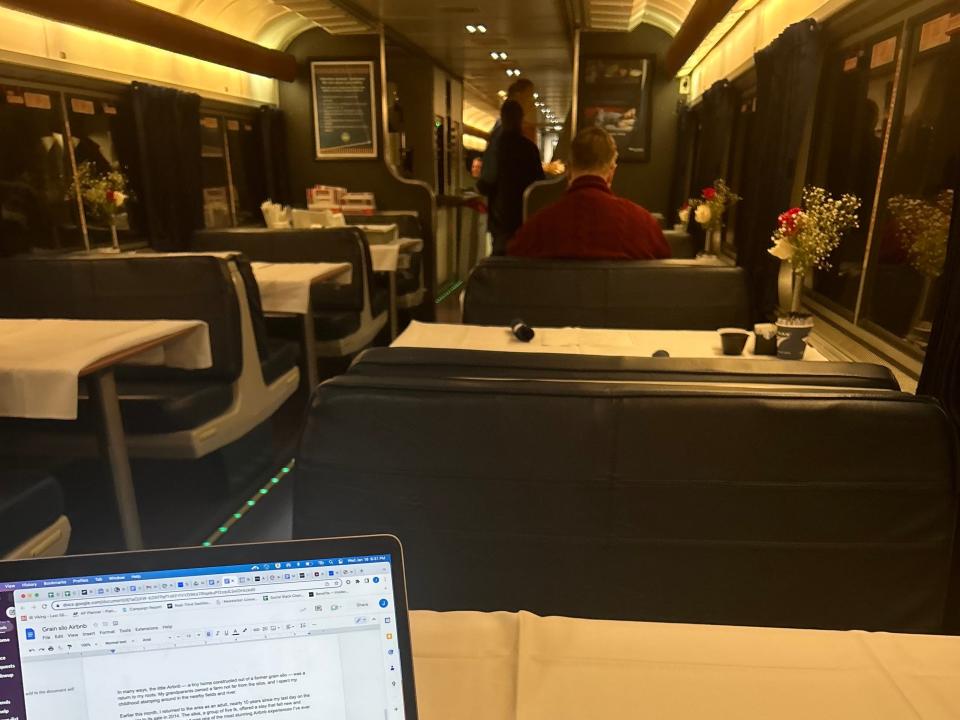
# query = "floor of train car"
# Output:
<box><xmin>4</xmin><ymin>295</ymin><xmax>462</xmax><ymax>554</ymax></box>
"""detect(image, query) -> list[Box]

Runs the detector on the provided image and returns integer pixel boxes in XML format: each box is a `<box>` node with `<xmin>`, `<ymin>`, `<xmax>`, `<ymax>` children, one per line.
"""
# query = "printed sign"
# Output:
<box><xmin>4</xmin><ymin>89</ymin><xmax>25</xmax><ymax>105</ymax></box>
<box><xmin>23</xmin><ymin>92</ymin><xmax>52</xmax><ymax>110</ymax></box>
<box><xmin>201</xmin><ymin>117</ymin><xmax>219</xmax><ymax>129</ymax></box>
<box><xmin>70</xmin><ymin>98</ymin><xmax>95</xmax><ymax>115</ymax></box>
<box><xmin>870</xmin><ymin>37</ymin><xmax>897</xmax><ymax>69</ymax></box>
<box><xmin>227</xmin><ymin>119</ymin><xmax>240</xmax><ymax>132</ymax></box>
<box><xmin>919</xmin><ymin>14</ymin><xmax>952</xmax><ymax>52</ymax></box>
<box><xmin>103</xmin><ymin>103</ymin><xmax>118</xmax><ymax>115</ymax></box>
<box><xmin>311</xmin><ymin>61</ymin><xmax>377</xmax><ymax>159</ymax></box>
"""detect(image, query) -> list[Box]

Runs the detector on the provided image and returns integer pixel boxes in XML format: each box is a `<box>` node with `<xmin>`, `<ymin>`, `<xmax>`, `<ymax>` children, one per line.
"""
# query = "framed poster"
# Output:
<box><xmin>311</xmin><ymin>60</ymin><xmax>378</xmax><ymax>159</ymax></box>
<box><xmin>578</xmin><ymin>55</ymin><xmax>655</xmax><ymax>162</ymax></box>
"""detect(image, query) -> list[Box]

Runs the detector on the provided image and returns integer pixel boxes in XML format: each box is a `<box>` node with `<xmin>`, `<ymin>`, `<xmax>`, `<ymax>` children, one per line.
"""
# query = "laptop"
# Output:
<box><xmin>0</xmin><ymin>535</ymin><xmax>417</xmax><ymax>720</ymax></box>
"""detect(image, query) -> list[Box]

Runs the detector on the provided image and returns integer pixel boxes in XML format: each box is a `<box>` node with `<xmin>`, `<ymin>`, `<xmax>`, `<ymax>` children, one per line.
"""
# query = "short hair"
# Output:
<box><xmin>500</xmin><ymin>99</ymin><xmax>524</xmax><ymax>131</ymax></box>
<box><xmin>569</xmin><ymin>127</ymin><xmax>618</xmax><ymax>172</ymax></box>
<box><xmin>507</xmin><ymin>78</ymin><xmax>534</xmax><ymax>98</ymax></box>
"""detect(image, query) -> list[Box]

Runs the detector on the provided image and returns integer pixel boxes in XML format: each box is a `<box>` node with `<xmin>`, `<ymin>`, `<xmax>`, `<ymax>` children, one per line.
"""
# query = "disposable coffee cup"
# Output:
<box><xmin>718</xmin><ymin>328</ymin><xmax>750</xmax><ymax>356</ymax></box>
<box><xmin>776</xmin><ymin>320</ymin><xmax>814</xmax><ymax>360</ymax></box>
<box><xmin>753</xmin><ymin>323</ymin><xmax>778</xmax><ymax>356</ymax></box>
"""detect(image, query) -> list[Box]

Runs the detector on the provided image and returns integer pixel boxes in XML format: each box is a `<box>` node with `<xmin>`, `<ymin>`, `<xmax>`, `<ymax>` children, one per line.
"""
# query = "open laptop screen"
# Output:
<box><xmin>1</xmin><ymin>548</ymin><xmax>409</xmax><ymax>720</ymax></box>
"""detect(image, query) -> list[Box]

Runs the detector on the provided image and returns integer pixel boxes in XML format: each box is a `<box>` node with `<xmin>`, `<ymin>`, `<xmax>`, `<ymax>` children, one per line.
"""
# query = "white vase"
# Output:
<box><xmin>110</xmin><ymin>222</ymin><xmax>121</xmax><ymax>252</ymax></box>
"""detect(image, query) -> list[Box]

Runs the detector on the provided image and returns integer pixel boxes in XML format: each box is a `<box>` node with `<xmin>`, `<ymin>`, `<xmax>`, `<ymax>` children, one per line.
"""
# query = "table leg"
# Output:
<box><xmin>88</xmin><ymin>370</ymin><xmax>144</xmax><ymax>551</ymax></box>
<box><xmin>389</xmin><ymin>271</ymin><xmax>398</xmax><ymax>340</ymax></box>
<box><xmin>302</xmin><ymin>308</ymin><xmax>319</xmax><ymax>393</ymax></box>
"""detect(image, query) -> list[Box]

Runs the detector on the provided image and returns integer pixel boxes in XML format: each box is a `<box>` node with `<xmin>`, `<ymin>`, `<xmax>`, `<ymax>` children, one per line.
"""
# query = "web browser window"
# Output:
<box><xmin>0</xmin><ymin>554</ymin><xmax>405</xmax><ymax>720</ymax></box>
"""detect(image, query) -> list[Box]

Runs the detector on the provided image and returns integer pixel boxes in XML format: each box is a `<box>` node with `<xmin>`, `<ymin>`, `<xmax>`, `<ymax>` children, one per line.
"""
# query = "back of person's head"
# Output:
<box><xmin>501</xmin><ymin>99</ymin><xmax>524</xmax><ymax>133</ymax></box>
<box><xmin>569</xmin><ymin>127</ymin><xmax>618</xmax><ymax>178</ymax></box>
<box><xmin>507</xmin><ymin>78</ymin><xmax>534</xmax><ymax>101</ymax></box>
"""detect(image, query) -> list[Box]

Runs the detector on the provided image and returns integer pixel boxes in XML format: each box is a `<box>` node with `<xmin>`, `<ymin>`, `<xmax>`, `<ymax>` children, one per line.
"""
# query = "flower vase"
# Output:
<box><xmin>110</xmin><ymin>222</ymin><xmax>120</xmax><ymax>252</ymax></box>
<box><xmin>790</xmin><ymin>272</ymin><xmax>804</xmax><ymax>312</ymax></box>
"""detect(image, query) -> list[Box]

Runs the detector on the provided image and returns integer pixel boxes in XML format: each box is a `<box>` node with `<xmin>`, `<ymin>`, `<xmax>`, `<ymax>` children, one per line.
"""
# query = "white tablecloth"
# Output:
<box><xmin>393</xmin><ymin>321</ymin><xmax>827</xmax><ymax>361</ymax></box>
<box><xmin>251</xmin><ymin>261</ymin><xmax>351</xmax><ymax>314</ymax></box>
<box><xmin>0</xmin><ymin>319</ymin><xmax>211</xmax><ymax>420</ymax></box>
<box><xmin>410</xmin><ymin>611</ymin><xmax>960</xmax><ymax>720</ymax></box>
<box><xmin>370</xmin><ymin>244</ymin><xmax>401</xmax><ymax>273</ymax></box>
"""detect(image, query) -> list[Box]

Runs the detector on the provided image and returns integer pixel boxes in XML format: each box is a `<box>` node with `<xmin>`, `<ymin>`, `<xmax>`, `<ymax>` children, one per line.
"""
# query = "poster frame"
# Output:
<box><xmin>577</xmin><ymin>52</ymin><xmax>656</xmax><ymax>163</ymax></box>
<box><xmin>310</xmin><ymin>59</ymin><xmax>378</xmax><ymax>160</ymax></box>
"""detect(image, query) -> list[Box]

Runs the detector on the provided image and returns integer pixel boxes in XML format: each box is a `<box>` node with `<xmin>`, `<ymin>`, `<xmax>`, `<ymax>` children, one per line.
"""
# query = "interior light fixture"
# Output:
<box><xmin>498</xmin><ymin>52</ymin><xmax>508</xmax><ymax>60</ymax></box>
<box><xmin>533</xmin><ymin>92</ymin><xmax>539</xmax><ymax>99</ymax></box>
<box><xmin>477</xmin><ymin>24</ymin><xmax>487</xmax><ymax>33</ymax></box>
<box><xmin>490</xmin><ymin>51</ymin><xmax>500</xmax><ymax>59</ymax></box>
<box><xmin>497</xmin><ymin>90</ymin><xmax>507</xmax><ymax>98</ymax></box>
<box><xmin>466</xmin><ymin>24</ymin><xmax>477</xmax><ymax>33</ymax></box>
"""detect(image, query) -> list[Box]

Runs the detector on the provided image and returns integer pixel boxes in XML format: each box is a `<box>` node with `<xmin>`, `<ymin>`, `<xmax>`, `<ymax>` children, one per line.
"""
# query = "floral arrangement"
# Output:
<box><xmin>680</xmin><ymin>179</ymin><xmax>741</xmax><ymax>232</ymax></box>
<box><xmin>68</xmin><ymin>162</ymin><xmax>130</xmax><ymax>225</ymax></box>
<box><xmin>769</xmin><ymin>186</ymin><xmax>861</xmax><ymax>278</ymax></box>
<box><xmin>887</xmin><ymin>190</ymin><xmax>952</xmax><ymax>278</ymax></box>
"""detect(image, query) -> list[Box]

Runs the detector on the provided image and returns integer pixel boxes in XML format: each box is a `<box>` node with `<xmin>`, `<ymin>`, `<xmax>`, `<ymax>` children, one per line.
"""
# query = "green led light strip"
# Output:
<box><xmin>201</xmin><ymin>458</ymin><xmax>296</xmax><ymax>547</ymax></box>
<box><xmin>434</xmin><ymin>279</ymin><xmax>464</xmax><ymax>304</ymax></box>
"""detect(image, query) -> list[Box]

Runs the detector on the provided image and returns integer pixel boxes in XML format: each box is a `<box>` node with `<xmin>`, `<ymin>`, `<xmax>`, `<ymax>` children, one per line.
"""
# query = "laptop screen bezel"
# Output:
<box><xmin>0</xmin><ymin>535</ymin><xmax>418</xmax><ymax>720</ymax></box>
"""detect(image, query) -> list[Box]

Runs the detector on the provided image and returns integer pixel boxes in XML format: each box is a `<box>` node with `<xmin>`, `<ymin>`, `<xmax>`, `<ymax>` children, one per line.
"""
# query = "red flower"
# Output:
<box><xmin>106</xmin><ymin>190</ymin><xmax>115</xmax><ymax>203</ymax></box>
<box><xmin>778</xmin><ymin>207</ymin><xmax>802</xmax><ymax>234</ymax></box>
<box><xmin>702</xmin><ymin>187</ymin><xmax>717</xmax><ymax>201</ymax></box>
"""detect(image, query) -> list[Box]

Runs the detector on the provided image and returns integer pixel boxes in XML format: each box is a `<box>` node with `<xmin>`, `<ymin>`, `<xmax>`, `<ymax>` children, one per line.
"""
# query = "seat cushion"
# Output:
<box><xmin>78</xmin><ymin>380</ymin><xmax>235</xmax><ymax>434</ymax></box>
<box><xmin>0</xmin><ymin>471</ymin><xmax>64</xmax><ymax>556</ymax></box>
<box><xmin>262</xmin><ymin>339</ymin><xmax>298</xmax><ymax>385</ymax></box>
<box><xmin>314</xmin><ymin>311</ymin><xmax>362</xmax><ymax>341</ymax></box>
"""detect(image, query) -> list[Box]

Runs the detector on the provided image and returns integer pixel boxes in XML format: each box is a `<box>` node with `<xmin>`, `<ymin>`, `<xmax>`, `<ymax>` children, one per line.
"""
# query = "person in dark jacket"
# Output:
<box><xmin>479</xmin><ymin>99</ymin><xmax>544</xmax><ymax>255</ymax></box>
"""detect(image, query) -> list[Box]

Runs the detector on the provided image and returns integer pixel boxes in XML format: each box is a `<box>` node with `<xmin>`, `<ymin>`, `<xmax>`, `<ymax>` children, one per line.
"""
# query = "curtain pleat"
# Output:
<box><xmin>689</xmin><ymin>80</ymin><xmax>738</xmax><ymax>252</ymax></box>
<box><xmin>736</xmin><ymin>20</ymin><xmax>823</xmax><ymax>321</ymax></box>
<box><xmin>128</xmin><ymin>82</ymin><xmax>203</xmax><ymax>251</ymax></box>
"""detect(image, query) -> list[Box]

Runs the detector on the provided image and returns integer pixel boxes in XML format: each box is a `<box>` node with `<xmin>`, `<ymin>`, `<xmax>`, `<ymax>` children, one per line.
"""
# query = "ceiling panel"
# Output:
<box><xmin>343</xmin><ymin>0</ymin><xmax>575</xmax><ymax>130</ymax></box>
<box><xmin>584</xmin><ymin>0</ymin><xmax>695</xmax><ymax>35</ymax></box>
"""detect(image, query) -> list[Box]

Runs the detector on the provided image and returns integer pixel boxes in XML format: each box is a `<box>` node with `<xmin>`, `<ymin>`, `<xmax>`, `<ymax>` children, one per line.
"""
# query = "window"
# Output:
<box><xmin>808</xmin><ymin>29</ymin><xmax>900</xmax><ymax>312</ymax></box>
<box><xmin>862</xmin><ymin>11</ymin><xmax>959</xmax><ymax>351</ymax></box>
<box><xmin>724</xmin><ymin>95</ymin><xmax>756</xmax><ymax>254</ymax></box>
<box><xmin>66</xmin><ymin>93</ymin><xmax>141</xmax><ymax>248</ymax></box>
<box><xmin>805</xmin><ymin>2</ymin><xmax>960</xmax><ymax>359</ymax></box>
<box><xmin>225</xmin><ymin>117</ymin><xmax>265</xmax><ymax>226</ymax></box>
<box><xmin>0</xmin><ymin>84</ymin><xmax>79</xmax><ymax>255</ymax></box>
<box><xmin>200</xmin><ymin>115</ymin><xmax>233</xmax><ymax>229</ymax></box>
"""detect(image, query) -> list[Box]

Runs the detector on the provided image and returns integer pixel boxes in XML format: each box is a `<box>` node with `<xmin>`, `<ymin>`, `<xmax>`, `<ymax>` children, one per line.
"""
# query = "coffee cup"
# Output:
<box><xmin>718</xmin><ymin>328</ymin><xmax>750</xmax><ymax>356</ymax></box>
<box><xmin>753</xmin><ymin>323</ymin><xmax>777</xmax><ymax>356</ymax></box>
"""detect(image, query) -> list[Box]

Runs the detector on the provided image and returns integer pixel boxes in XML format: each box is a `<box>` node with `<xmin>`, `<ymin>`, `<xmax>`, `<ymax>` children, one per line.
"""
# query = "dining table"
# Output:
<box><xmin>409</xmin><ymin>610</ymin><xmax>960</xmax><ymax>720</ymax></box>
<box><xmin>0</xmin><ymin>318</ymin><xmax>212</xmax><ymax>550</ymax></box>
<box><xmin>392</xmin><ymin>321</ymin><xmax>828</xmax><ymax>361</ymax></box>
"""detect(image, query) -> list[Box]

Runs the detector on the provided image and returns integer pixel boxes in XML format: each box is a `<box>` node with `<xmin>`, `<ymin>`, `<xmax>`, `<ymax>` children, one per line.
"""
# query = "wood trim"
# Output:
<box><xmin>665</xmin><ymin>0</ymin><xmax>739</xmax><ymax>76</ymax></box>
<box><xmin>0</xmin><ymin>0</ymin><xmax>298</xmax><ymax>81</ymax></box>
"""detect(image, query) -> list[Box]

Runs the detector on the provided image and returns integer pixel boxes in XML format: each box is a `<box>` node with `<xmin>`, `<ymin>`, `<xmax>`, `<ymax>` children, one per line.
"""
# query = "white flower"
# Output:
<box><xmin>694</xmin><ymin>204</ymin><xmax>712</xmax><ymax>225</ymax></box>
<box><xmin>113</xmin><ymin>191</ymin><xmax>127</xmax><ymax>208</ymax></box>
<box><xmin>678</xmin><ymin>207</ymin><xmax>690</xmax><ymax>224</ymax></box>
<box><xmin>769</xmin><ymin>238</ymin><xmax>796</xmax><ymax>261</ymax></box>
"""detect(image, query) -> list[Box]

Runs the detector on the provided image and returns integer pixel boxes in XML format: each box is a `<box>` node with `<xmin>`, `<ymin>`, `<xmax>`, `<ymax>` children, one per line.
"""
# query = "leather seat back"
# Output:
<box><xmin>0</xmin><ymin>256</ymin><xmax>243</xmax><ymax>382</ymax></box>
<box><xmin>193</xmin><ymin>227</ymin><xmax>374</xmax><ymax>313</ymax></box>
<box><xmin>349</xmin><ymin>347</ymin><xmax>901</xmax><ymax>390</ymax></box>
<box><xmin>463</xmin><ymin>256</ymin><xmax>752</xmax><ymax>329</ymax></box>
<box><xmin>296</xmin><ymin>375</ymin><xmax>958</xmax><ymax>632</ymax></box>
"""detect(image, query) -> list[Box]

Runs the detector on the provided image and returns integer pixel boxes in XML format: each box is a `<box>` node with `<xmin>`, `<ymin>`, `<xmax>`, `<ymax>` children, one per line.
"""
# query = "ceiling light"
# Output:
<box><xmin>465</xmin><ymin>24</ymin><xmax>477</xmax><ymax>33</ymax></box>
<box><xmin>477</xmin><ymin>24</ymin><xmax>487</xmax><ymax>33</ymax></box>
<box><xmin>533</xmin><ymin>93</ymin><xmax>539</xmax><ymax>99</ymax></box>
<box><xmin>506</xmin><ymin>68</ymin><xmax>521</xmax><ymax>77</ymax></box>
<box><xmin>497</xmin><ymin>90</ymin><xmax>507</xmax><ymax>98</ymax></box>
<box><xmin>490</xmin><ymin>51</ymin><xmax>499</xmax><ymax>60</ymax></box>
<box><xmin>499</xmin><ymin>52</ymin><xmax>508</xmax><ymax>60</ymax></box>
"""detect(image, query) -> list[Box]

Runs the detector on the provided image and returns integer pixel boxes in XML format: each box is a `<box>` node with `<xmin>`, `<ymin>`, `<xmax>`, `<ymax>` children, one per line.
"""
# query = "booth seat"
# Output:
<box><xmin>295</xmin><ymin>375</ymin><xmax>958</xmax><ymax>633</ymax></box>
<box><xmin>1</xmin><ymin>471</ymin><xmax>71</xmax><ymax>559</ymax></box>
<box><xmin>193</xmin><ymin>227</ymin><xmax>387</xmax><ymax>356</ymax></box>
<box><xmin>348</xmin><ymin>347</ymin><xmax>901</xmax><ymax>390</ymax></box>
<box><xmin>0</xmin><ymin>255</ymin><xmax>299</xmax><ymax>458</ymax></box>
<box><xmin>346</xmin><ymin>212</ymin><xmax>427</xmax><ymax>310</ymax></box>
<box><xmin>463</xmin><ymin>257</ymin><xmax>752</xmax><ymax>329</ymax></box>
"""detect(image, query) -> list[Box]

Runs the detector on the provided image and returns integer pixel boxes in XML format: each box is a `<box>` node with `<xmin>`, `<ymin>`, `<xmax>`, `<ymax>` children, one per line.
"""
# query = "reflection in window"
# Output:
<box><xmin>725</xmin><ymin>97</ymin><xmax>756</xmax><ymax>254</ymax></box>
<box><xmin>809</xmin><ymin>34</ymin><xmax>898</xmax><ymax>312</ymax></box>
<box><xmin>0</xmin><ymin>86</ymin><xmax>80</xmax><ymax>255</ymax></box>
<box><xmin>67</xmin><ymin>95</ymin><xmax>139</xmax><ymax>248</ymax></box>
<box><xmin>865</xmin><ymin>15</ymin><xmax>959</xmax><ymax>350</ymax></box>
<box><xmin>226</xmin><ymin>118</ymin><xmax>265</xmax><ymax>226</ymax></box>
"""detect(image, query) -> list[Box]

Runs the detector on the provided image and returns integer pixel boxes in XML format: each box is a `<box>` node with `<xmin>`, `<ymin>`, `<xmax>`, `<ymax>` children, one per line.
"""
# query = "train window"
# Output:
<box><xmin>724</xmin><ymin>96</ymin><xmax>756</xmax><ymax>254</ymax></box>
<box><xmin>807</xmin><ymin>31</ymin><xmax>899</xmax><ymax>314</ymax></box>
<box><xmin>862</xmin><ymin>12</ymin><xmax>959</xmax><ymax>352</ymax></box>
<box><xmin>0</xmin><ymin>85</ymin><xmax>81</xmax><ymax>255</ymax></box>
<box><xmin>66</xmin><ymin>94</ymin><xmax>141</xmax><ymax>248</ymax></box>
<box><xmin>200</xmin><ymin>115</ymin><xmax>233</xmax><ymax>229</ymax></box>
<box><xmin>224</xmin><ymin>117</ymin><xmax>265</xmax><ymax>226</ymax></box>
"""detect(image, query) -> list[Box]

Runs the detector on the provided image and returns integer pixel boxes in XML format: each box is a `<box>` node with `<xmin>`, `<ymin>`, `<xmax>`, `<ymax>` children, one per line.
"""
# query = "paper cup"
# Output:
<box><xmin>718</xmin><ymin>328</ymin><xmax>750</xmax><ymax>356</ymax></box>
<box><xmin>776</xmin><ymin>323</ymin><xmax>813</xmax><ymax>360</ymax></box>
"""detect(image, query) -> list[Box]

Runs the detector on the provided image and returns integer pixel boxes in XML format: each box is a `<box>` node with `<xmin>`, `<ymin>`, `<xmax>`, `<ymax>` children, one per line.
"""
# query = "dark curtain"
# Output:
<box><xmin>737</xmin><ymin>20</ymin><xmax>823</xmax><ymax>320</ymax></box>
<box><xmin>669</xmin><ymin>103</ymin><xmax>698</xmax><ymax>221</ymax></box>
<box><xmin>918</xmin><ymin>164</ymin><xmax>960</xmax><ymax>422</ymax></box>
<box><xmin>128</xmin><ymin>82</ymin><xmax>202</xmax><ymax>251</ymax></box>
<box><xmin>692</xmin><ymin>80</ymin><xmax>738</xmax><ymax>193</ymax></box>
<box><xmin>689</xmin><ymin>80</ymin><xmax>738</xmax><ymax>251</ymax></box>
<box><xmin>257</xmin><ymin>106</ymin><xmax>291</xmax><ymax>206</ymax></box>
